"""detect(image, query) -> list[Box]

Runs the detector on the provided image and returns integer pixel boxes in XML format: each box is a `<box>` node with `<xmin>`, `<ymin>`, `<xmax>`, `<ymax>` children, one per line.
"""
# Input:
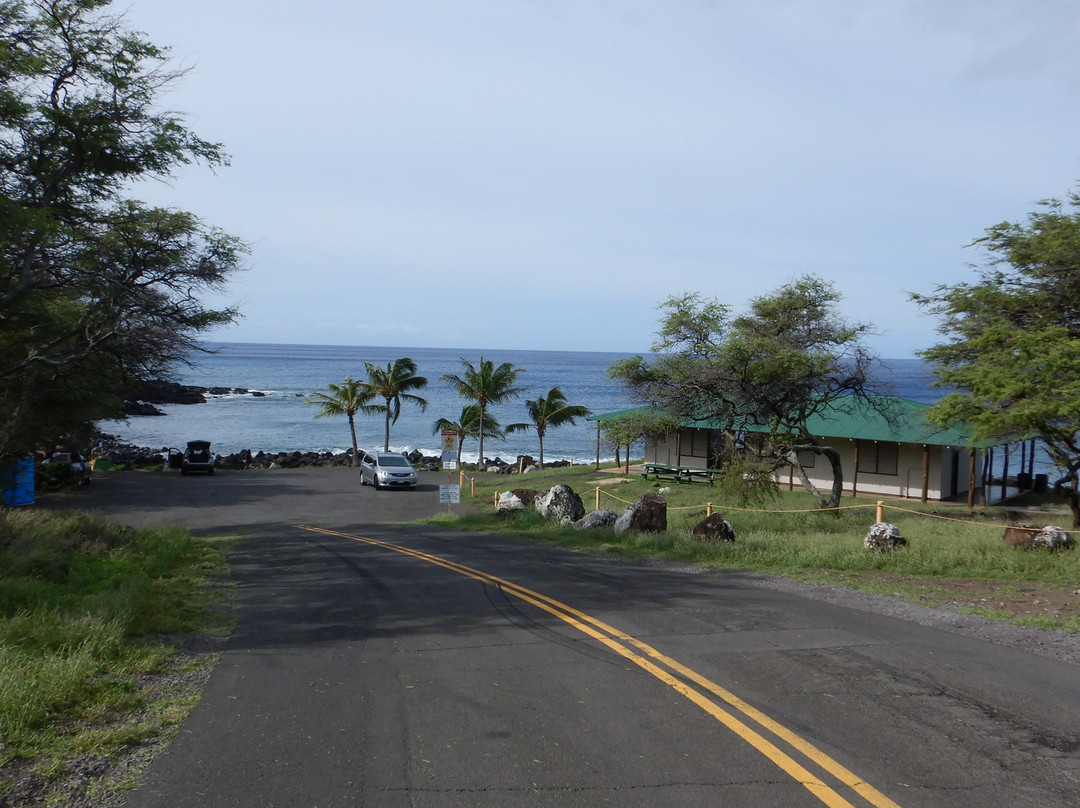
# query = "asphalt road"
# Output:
<box><xmin>42</xmin><ymin>469</ymin><xmax>1080</xmax><ymax>807</ymax></box>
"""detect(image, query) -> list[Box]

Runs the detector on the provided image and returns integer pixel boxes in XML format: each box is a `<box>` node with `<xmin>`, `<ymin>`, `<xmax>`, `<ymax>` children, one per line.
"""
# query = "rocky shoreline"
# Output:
<box><xmin>92</xmin><ymin>434</ymin><xmax>573</xmax><ymax>475</ymax></box>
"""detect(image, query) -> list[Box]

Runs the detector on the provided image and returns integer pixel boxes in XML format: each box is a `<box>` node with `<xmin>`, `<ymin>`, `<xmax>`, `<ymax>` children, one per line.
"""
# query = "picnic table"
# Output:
<box><xmin>640</xmin><ymin>463</ymin><xmax>716</xmax><ymax>485</ymax></box>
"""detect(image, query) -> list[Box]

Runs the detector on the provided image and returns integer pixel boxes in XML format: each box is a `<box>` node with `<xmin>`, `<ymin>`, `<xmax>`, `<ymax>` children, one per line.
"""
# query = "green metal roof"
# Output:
<box><xmin>589</xmin><ymin>396</ymin><xmax>982</xmax><ymax>447</ymax></box>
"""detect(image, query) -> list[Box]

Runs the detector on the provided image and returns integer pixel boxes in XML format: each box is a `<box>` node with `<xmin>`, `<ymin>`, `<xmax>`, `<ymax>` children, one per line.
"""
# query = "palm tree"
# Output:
<box><xmin>303</xmin><ymin>376</ymin><xmax>373</xmax><ymax>466</ymax></box>
<box><xmin>507</xmin><ymin>386</ymin><xmax>592</xmax><ymax>469</ymax></box>
<box><xmin>433</xmin><ymin>405</ymin><xmax>506</xmax><ymax>467</ymax></box>
<box><xmin>363</xmin><ymin>358</ymin><xmax>429</xmax><ymax>451</ymax></box>
<box><xmin>440</xmin><ymin>357</ymin><xmax>525</xmax><ymax>469</ymax></box>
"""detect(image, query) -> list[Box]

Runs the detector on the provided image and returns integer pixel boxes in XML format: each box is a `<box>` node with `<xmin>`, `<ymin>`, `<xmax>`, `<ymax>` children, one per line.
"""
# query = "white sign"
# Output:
<box><xmin>439</xmin><ymin>485</ymin><xmax>461</xmax><ymax>504</ymax></box>
<box><xmin>440</xmin><ymin>451</ymin><xmax>458</xmax><ymax>470</ymax></box>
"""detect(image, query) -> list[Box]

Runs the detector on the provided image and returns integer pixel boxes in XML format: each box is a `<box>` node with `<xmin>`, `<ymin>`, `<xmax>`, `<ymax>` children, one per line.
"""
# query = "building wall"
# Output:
<box><xmin>646</xmin><ymin>429</ymin><xmax>983</xmax><ymax>501</ymax></box>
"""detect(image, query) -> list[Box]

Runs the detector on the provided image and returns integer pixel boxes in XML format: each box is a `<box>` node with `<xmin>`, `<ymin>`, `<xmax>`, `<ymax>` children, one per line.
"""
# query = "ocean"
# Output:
<box><xmin>97</xmin><ymin>343</ymin><xmax>940</xmax><ymax>463</ymax></box>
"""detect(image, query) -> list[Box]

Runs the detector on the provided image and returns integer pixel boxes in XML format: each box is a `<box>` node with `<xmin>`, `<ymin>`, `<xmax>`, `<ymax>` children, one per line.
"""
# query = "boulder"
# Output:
<box><xmin>123</xmin><ymin>401</ymin><xmax>166</xmax><ymax>416</ymax></box>
<box><xmin>132</xmin><ymin>379</ymin><xmax>208</xmax><ymax>405</ymax></box>
<box><xmin>1003</xmin><ymin>525</ymin><xmax>1075</xmax><ymax>550</ymax></box>
<box><xmin>535</xmin><ymin>484</ymin><xmax>586</xmax><ymax>524</ymax></box>
<box><xmin>574</xmin><ymin>509</ymin><xmax>618</xmax><ymax>530</ymax></box>
<box><xmin>692</xmin><ymin>513</ymin><xmax>736</xmax><ymax>542</ymax></box>
<box><xmin>614</xmin><ymin>494</ymin><xmax>667</xmax><ymax>535</ymax></box>
<box><xmin>496</xmin><ymin>488</ymin><xmax>539</xmax><ymax>513</ymax></box>
<box><xmin>1033</xmin><ymin>525</ymin><xmax>1075</xmax><ymax>551</ymax></box>
<box><xmin>864</xmin><ymin>522</ymin><xmax>906</xmax><ymax>551</ymax></box>
<box><xmin>1002</xmin><ymin>525</ymin><xmax>1038</xmax><ymax>548</ymax></box>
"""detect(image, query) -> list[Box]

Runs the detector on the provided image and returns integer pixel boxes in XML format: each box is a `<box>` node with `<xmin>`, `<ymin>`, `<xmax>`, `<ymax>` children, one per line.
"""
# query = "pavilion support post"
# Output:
<box><xmin>852</xmin><ymin>442</ymin><xmax>860</xmax><ymax>498</ymax></box>
<box><xmin>967</xmin><ymin>450</ymin><xmax>977</xmax><ymax>508</ymax></box>
<box><xmin>1001</xmin><ymin>444</ymin><xmax>1010</xmax><ymax>501</ymax></box>
<box><xmin>921</xmin><ymin>445</ymin><xmax>930</xmax><ymax>503</ymax></box>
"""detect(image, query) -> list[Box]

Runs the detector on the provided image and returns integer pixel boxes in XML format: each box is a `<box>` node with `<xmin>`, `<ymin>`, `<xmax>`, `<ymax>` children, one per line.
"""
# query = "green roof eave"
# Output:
<box><xmin>591</xmin><ymin>396</ymin><xmax>1005</xmax><ymax>448</ymax></box>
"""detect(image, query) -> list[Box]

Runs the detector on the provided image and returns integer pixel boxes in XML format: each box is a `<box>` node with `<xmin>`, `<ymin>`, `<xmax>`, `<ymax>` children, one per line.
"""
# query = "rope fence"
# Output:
<box><xmin>473</xmin><ymin>478</ymin><xmax>1054</xmax><ymax>534</ymax></box>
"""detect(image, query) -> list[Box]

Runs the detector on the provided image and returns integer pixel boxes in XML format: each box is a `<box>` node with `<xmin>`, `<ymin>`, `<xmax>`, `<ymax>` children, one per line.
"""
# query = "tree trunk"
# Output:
<box><xmin>538</xmin><ymin>432</ymin><xmax>545</xmax><ymax>470</ymax></box>
<box><xmin>348</xmin><ymin>415</ymin><xmax>360</xmax><ymax>466</ymax></box>
<box><xmin>477</xmin><ymin>406</ymin><xmax>486</xmax><ymax>470</ymax></box>
<box><xmin>785</xmin><ymin>448</ymin><xmax>824</xmax><ymax>508</ymax></box>
<box><xmin>786</xmin><ymin>444</ymin><xmax>844</xmax><ymax>509</ymax></box>
<box><xmin>822</xmin><ymin>446</ymin><xmax>844</xmax><ymax>509</ymax></box>
<box><xmin>384</xmin><ymin>407</ymin><xmax>391</xmax><ymax>452</ymax></box>
<box><xmin>1068</xmin><ymin>483</ymin><xmax>1080</xmax><ymax>529</ymax></box>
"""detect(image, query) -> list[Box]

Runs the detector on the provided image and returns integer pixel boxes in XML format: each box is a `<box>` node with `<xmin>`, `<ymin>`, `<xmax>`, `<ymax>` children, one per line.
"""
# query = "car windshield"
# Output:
<box><xmin>379</xmin><ymin>456</ymin><xmax>410</xmax><ymax>467</ymax></box>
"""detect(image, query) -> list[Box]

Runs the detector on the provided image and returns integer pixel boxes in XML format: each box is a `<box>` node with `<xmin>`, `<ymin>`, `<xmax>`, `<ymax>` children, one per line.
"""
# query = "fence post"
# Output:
<box><xmin>595</xmin><ymin>487</ymin><xmax>601</xmax><ymax>511</ymax></box>
<box><xmin>706</xmin><ymin>502</ymin><xmax>712</xmax><ymax>517</ymax></box>
<box><xmin>472</xmin><ymin>477</ymin><xmax>476</xmax><ymax>497</ymax></box>
<box><xmin>876</xmin><ymin>500</ymin><xmax>884</xmax><ymax>522</ymax></box>
<box><xmin>494</xmin><ymin>492</ymin><xmax>498</xmax><ymax>509</ymax></box>
<box><xmin>459</xmin><ymin>470</ymin><xmax>465</xmax><ymax>487</ymax></box>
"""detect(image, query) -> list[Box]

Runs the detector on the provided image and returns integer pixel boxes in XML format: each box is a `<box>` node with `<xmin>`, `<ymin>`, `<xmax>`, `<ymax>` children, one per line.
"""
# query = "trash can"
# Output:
<box><xmin>1016</xmin><ymin>472</ymin><xmax>1032</xmax><ymax>489</ymax></box>
<box><xmin>1034</xmin><ymin>473</ymin><xmax>1049</xmax><ymax>493</ymax></box>
<box><xmin>1</xmin><ymin>457</ymin><xmax>35</xmax><ymax>506</ymax></box>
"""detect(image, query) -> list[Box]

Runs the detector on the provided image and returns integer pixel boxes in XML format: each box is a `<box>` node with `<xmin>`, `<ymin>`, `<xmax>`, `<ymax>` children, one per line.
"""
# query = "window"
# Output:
<box><xmin>857</xmin><ymin>441</ymin><xmax>898</xmax><ymax>476</ymax></box>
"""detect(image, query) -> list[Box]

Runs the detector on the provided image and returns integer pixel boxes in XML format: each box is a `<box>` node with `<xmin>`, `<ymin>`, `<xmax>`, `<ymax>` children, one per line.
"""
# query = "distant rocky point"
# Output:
<box><xmin>123</xmin><ymin>380</ymin><xmax>272</xmax><ymax>416</ymax></box>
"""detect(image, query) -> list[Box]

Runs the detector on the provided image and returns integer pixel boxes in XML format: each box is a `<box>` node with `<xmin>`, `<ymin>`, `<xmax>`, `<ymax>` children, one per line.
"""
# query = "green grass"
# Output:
<box><xmin>0</xmin><ymin>508</ymin><xmax>229</xmax><ymax>798</ymax></box>
<box><xmin>435</xmin><ymin>462</ymin><xmax>1080</xmax><ymax>631</ymax></box>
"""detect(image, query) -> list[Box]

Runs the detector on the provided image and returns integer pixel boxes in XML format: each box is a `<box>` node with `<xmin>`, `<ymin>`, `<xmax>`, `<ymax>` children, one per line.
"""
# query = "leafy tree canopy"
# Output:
<box><xmin>0</xmin><ymin>0</ymin><xmax>246</xmax><ymax>460</ymax></box>
<box><xmin>915</xmin><ymin>187</ymin><xmax>1080</xmax><ymax>524</ymax></box>
<box><xmin>610</xmin><ymin>275</ymin><xmax>877</xmax><ymax>508</ymax></box>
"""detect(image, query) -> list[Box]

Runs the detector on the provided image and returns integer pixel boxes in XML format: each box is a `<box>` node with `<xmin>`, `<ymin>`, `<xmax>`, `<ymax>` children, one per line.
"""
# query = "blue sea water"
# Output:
<box><xmin>98</xmin><ymin>343</ymin><xmax>940</xmax><ymax>463</ymax></box>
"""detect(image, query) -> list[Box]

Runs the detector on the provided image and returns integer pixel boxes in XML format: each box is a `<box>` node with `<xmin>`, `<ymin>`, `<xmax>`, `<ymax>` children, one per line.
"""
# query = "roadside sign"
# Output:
<box><xmin>439</xmin><ymin>484</ymin><xmax>461</xmax><ymax>504</ymax></box>
<box><xmin>441</xmin><ymin>451</ymin><xmax>458</xmax><ymax>470</ymax></box>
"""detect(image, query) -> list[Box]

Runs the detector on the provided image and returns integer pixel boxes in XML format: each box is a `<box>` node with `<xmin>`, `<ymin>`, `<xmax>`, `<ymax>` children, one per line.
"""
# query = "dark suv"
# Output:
<box><xmin>181</xmin><ymin>440</ymin><xmax>215</xmax><ymax>475</ymax></box>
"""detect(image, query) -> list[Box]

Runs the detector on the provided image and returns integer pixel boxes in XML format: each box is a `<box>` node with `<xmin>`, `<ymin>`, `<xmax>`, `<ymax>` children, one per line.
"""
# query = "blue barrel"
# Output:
<box><xmin>1</xmin><ymin>457</ymin><xmax>35</xmax><ymax>506</ymax></box>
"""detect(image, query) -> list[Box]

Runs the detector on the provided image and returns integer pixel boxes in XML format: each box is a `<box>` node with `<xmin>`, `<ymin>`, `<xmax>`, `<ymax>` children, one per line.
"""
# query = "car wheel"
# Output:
<box><xmin>181</xmin><ymin>468</ymin><xmax>188</xmax><ymax>475</ymax></box>
<box><xmin>208</xmin><ymin>467</ymin><xmax>214</xmax><ymax>475</ymax></box>
<box><xmin>373</xmin><ymin>477</ymin><xmax>381</xmax><ymax>490</ymax></box>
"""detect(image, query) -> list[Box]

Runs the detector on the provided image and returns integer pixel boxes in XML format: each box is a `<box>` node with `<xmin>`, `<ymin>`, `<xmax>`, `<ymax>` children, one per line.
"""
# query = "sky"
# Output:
<box><xmin>120</xmin><ymin>0</ymin><xmax>1080</xmax><ymax>358</ymax></box>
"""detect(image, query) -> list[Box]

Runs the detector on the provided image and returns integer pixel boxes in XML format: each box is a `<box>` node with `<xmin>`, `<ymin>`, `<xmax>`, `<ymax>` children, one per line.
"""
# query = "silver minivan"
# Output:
<box><xmin>360</xmin><ymin>451</ymin><xmax>418</xmax><ymax>490</ymax></box>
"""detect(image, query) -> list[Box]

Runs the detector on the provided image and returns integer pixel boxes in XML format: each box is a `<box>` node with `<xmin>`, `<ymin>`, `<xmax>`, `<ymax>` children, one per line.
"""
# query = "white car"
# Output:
<box><xmin>360</xmin><ymin>451</ymin><xmax>418</xmax><ymax>490</ymax></box>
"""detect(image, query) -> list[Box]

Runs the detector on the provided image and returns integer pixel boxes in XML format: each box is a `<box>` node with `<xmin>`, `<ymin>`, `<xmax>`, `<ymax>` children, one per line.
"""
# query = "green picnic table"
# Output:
<box><xmin>640</xmin><ymin>464</ymin><xmax>716</xmax><ymax>485</ymax></box>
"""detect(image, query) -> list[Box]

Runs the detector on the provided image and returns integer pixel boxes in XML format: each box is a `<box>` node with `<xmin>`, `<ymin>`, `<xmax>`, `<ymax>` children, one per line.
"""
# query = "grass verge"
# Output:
<box><xmin>432</xmin><ymin>463</ymin><xmax>1080</xmax><ymax>632</ymax></box>
<box><xmin>0</xmin><ymin>508</ymin><xmax>231</xmax><ymax>806</ymax></box>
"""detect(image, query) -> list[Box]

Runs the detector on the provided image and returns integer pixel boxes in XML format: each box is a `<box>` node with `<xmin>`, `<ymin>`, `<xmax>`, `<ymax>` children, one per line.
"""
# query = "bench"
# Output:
<box><xmin>640</xmin><ymin>464</ymin><xmax>716</xmax><ymax>485</ymax></box>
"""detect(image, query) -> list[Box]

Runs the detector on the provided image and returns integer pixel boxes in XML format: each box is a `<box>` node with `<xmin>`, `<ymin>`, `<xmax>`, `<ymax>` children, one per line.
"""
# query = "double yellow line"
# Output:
<box><xmin>298</xmin><ymin>526</ymin><xmax>903</xmax><ymax>808</ymax></box>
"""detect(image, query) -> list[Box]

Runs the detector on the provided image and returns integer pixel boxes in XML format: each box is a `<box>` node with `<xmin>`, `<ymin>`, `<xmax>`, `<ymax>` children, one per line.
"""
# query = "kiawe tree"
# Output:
<box><xmin>440</xmin><ymin>357</ymin><xmax>525</xmax><ymax>470</ymax></box>
<box><xmin>914</xmin><ymin>187</ymin><xmax>1080</xmax><ymax>527</ymax></box>
<box><xmin>610</xmin><ymin>276</ymin><xmax>877</xmax><ymax>508</ymax></box>
<box><xmin>304</xmin><ymin>377</ymin><xmax>372</xmax><ymax>466</ymax></box>
<box><xmin>507</xmin><ymin>387</ymin><xmax>591</xmax><ymax>469</ymax></box>
<box><xmin>0</xmin><ymin>0</ymin><xmax>246</xmax><ymax>462</ymax></box>
<box><xmin>363</xmin><ymin>358</ymin><xmax>428</xmax><ymax>452</ymax></box>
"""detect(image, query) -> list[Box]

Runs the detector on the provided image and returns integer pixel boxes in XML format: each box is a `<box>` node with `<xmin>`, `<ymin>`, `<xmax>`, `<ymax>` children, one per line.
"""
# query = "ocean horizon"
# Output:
<box><xmin>98</xmin><ymin>342</ymin><xmax>941</xmax><ymax>463</ymax></box>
